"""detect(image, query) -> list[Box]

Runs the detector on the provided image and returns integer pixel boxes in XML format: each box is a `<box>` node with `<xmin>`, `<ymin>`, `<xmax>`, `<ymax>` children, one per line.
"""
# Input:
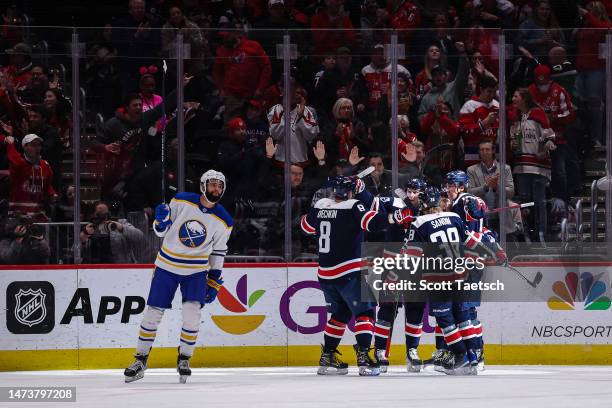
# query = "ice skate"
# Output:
<box><xmin>430</xmin><ymin>349</ymin><xmax>450</xmax><ymax>373</ymax></box>
<box><xmin>374</xmin><ymin>349</ymin><xmax>389</xmax><ymax>373</ymax></box>
<box><xmin>318</xmin><ymin>347</ymin><xmax>349</xmax><ymax>375</ymax></box>
<box><xmin>354</xmin><ymin>345</ymin><xmax>380</xmax><ymax>376</ymax></box>
<box><xmin>124</xmin><ymin>353</ymin><xmax>148</xmax><ymax>383</ymax></box>
<box><xmin>177</xmin><ymin>352</ymin><xmax>192</xmax><ymax>384</ymax></box>
<box><xmin>443</xmin><ymin>352</ymin><xmax>474</xmax><ymax>376</ymax></box>
<box><xmin>406</xmin><ymin>348</ymin><xmax>423</xmax><ymax>373</ymax></box>
<box><xmin>475</xmin><ymin>348</ymin><xmax>485</xmax><ymax>371</ymax></box>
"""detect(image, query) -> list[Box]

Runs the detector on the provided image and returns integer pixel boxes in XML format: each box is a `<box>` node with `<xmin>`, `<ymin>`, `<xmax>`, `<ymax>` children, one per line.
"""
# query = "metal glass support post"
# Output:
<box><xmin>497</xmin><ymin>34</ymin><xmax>508</xmax><ymax>249</ymax></box>
<box><xmin>605</xmin><ymin>34</ymin><xmax>612</xmax><ymax>243</ymax></box>
<box><xmin>71</xmin><ymin>30</ymin><xmax>81</xmax><ymax>263</ymax></box>
<box><xmin>176</xmin><ymin>32</ymin><xmax>185</xmax><ymax>193</ymax></box>
<box><xmin>390</xmin><ymin>33</ymin><xmax>399</xmax><ymax>190</ymax></box>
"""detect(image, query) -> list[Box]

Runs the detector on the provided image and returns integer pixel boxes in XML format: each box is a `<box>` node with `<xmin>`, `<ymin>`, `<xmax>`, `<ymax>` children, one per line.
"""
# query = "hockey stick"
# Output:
<box><xmin>506</xmin><ymin>264</ymin><xmax>543</xmax><ymax>288</ymax></box>
<box><xmin>356</xmin><ymin>166</ymin><xmax>375</xmax><ymax>179</ymax></box>
<box><xmin>160</xmin><ymin>60</ymin><xmax>168</xmax><ymax>204</ymax></box>
<box><xmin>486</xmin><ymin>202</ymin><xmax>534</xmax><ymax>214</ymax></box>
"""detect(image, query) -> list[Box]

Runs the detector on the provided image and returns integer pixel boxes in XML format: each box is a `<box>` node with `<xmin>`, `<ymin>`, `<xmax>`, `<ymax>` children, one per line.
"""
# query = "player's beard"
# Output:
<box><xmin>206</xmin><ymin>190</ymin><xmax>222</xmax><ymax>203</ymax></box>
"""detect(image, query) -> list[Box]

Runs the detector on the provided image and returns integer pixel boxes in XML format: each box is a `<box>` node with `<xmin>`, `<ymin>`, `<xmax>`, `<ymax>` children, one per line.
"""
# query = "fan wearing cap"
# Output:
<box><xmin>528</xmin><ymin>64</ymin><xmax>576</xmax><ymax>202</ymax></box>
<box><xmin>2</xmin><ymin>42</ymin><xmax>33</xmax><ymax>89</ymax></box>
<box><xmin>217</xmin><ymin>117</ymin><xmax>263</xmax><ymax>202</ymax></box>
<box><xmin>1</xmin><ymin>133</ymin><xmax>57</xmax><ymax>222</ymax></box>
<box><xmin>417</xmin><ymin>42</ymin><xmax>469</xmax><ymax>123</ymax></box>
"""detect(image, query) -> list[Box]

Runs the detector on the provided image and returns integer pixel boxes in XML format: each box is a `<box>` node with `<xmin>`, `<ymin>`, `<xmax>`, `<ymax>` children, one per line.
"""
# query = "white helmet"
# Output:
<box><xmin>200</xmin><ymin>170</ymin><xmax>226</xmax><ymax>203</ymax></box>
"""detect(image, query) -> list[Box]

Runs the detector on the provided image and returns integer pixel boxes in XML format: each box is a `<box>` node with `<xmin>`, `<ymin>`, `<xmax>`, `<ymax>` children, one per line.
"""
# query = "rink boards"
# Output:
<box><xmin>2</xmin><ymin>263</ymin><xmax>612</xmax><ymax>371</ymax></box>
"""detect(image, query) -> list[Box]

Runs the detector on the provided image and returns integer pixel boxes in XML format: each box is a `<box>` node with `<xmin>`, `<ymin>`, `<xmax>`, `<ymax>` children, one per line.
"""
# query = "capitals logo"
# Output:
<box><xmin>178</xmin><ymin>220</ymin><xmax>207</xmax><ymax>248</ymax></box>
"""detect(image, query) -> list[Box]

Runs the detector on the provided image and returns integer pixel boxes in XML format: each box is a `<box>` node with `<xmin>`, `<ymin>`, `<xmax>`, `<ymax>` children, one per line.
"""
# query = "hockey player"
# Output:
<box><xmin>366</xmin><ymin>178</ymin><xmax>427</xmax><ymax>373</ymax></box>
<box><xmin>404</xmin><ymin>186</ymin><xmax>478</xmax><ymax>375</ymax></box>
<box><xmin>301</xmin><ymin>176</ymin><xmax>411</xmax><ymax>376</ymax></box>
<box><xmin>124</xmin><ymin>170</ymin><xmax>233</xmax><ymax>383</ymax></box>
<box><xmin>444</xmin><ymin>170</ymin><xmax>507</xmax><ymax>370</ymax></box>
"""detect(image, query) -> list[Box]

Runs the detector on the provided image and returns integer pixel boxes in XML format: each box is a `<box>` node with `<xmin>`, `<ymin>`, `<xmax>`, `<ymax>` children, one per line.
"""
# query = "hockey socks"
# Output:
<box><xmin>136</xmin><ymin>306</ymin><xmax>164</xmax><ymax>355</ymax></box>
<box><xmin>354</xmin><ymin>315</ymin><xmax>374</xmax><ymax>349</ymax></box>
<box><xmin>323</xmin><ymin>318</ymin><xmax>346</xmax><ymax>352</ymax></box>
<box><xmin>178</xmin><ymin>301</ymin><xmax>202</xmax><ymax>357</ymax></box>
<box><xmin>373</xmin><ymin>320</ymin><xmax>391</xmax><ymax>351</ymax></box>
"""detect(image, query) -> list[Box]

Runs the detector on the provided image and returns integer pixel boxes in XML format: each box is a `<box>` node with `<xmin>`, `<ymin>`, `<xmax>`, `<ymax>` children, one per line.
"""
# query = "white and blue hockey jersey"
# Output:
<box><xmin>154</xmin><ymin>192</ymin><xmax>233</xmax><ymax>275</ymax></box>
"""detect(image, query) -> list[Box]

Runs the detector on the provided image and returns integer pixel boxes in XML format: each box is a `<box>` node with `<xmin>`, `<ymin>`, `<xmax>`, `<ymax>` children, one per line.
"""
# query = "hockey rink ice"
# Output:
<box><xmin>1</xmin><ymin>366</ymin><xmax>612</xmax><ymax>408</ymax></box>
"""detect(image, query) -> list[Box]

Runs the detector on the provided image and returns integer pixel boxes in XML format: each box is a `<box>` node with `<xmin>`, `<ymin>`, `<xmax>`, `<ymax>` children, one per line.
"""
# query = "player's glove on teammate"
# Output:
<box><xmin>205</xmin><ymin>269</ymin><xmax>223</xmax><ymax>304</ymax></box>
<box><xmin>390</xmin><ymin>208</ymin><xmax>414</xmax><ymax>227</ymax></box>
<box><xmin>465</xmin><ymin>197</ymin><xmax>486</xmax><ymax>220</ymax></box>
<box><xmin>154</xmin><ymin>203</ymin><xmax>171</xmax><ymax>232</ymax></box>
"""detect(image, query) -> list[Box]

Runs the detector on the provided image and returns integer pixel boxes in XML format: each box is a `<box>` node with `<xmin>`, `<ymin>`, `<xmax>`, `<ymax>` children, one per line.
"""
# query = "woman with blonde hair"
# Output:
<box><xmin>325</xmin><ymin>97</ymin><xmax>369</xmax><ymax>164</ymax></box>
<box><xmin>414</xmin><ymin>45</ymin><xmax>443</xmax><ymax>101</ymax></box>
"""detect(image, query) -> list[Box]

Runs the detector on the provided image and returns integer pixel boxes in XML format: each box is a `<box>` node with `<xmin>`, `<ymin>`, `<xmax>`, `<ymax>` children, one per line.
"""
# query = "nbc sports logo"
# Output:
<box><xmin>211</xmin><ymin>274</ymin><xmax>266</xmax><ymax>335</ymax></box>
<box><xmin>547</xmin><ymin>272</ymin><xmax>611</xmax><ymax>311</ymax></box>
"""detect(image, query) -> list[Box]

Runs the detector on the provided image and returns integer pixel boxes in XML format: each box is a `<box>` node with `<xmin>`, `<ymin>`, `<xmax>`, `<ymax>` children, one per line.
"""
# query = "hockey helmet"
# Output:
<box><xmin>329</xmin><ymin>176</ymin><xmax>356</xmax><ymax>200</ymax></box>
<box><xmin>445</xmin><ymin>170</ymin><xmax>469</xmax><ymax>188</ymax></box>
<box><xmin>405</xmin><ymin>178</ymin><xmax>427</xmax><ymax>192</ymax></box>
<box><xmin>420</xmin><ymin>186</ymin><xmax>441</xmax><ymax>209</ymax></box>
<box><xmin>200</xmin><ymin>170</ymin><xmax>226</xmax><ymax>203</ymax></box>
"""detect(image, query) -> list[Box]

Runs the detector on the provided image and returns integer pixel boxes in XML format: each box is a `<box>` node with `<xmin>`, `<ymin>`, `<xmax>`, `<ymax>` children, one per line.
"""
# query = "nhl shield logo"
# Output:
<box><xmin>14</xmin><ymin>289</ymin><xmax>47</xmax><ymax>327</ymax></box>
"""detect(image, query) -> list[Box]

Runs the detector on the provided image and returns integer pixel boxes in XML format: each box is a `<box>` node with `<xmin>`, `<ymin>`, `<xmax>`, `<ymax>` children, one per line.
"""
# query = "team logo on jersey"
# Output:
<box><xmin>548</xmin><ymin>272</ymin><xmax>611</xmax><ymax>311</ymax></box>
<box><xmin>211</xmin><ymin>274</ymin><xmax>266</xmax><ymax>335</ymax></box>
<box><xmin>178</xmin><ymin>220</ymin><xmax>207</xmax><ymax>248</ymax></box>
<box><xmin>6</xmin><ymin>281</ymin><xmax>55</xmax><ymax>334</ymax></box>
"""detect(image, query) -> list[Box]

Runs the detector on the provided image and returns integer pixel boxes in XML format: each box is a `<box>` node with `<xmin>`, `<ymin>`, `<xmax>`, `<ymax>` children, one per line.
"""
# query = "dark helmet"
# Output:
<box><xmin>405</xmin><ymin>178</ymin><xmax>427</xmax><ymax>192</ymax></box>
<box><xmin>329</xmin><ymin>176</ymin><xmax>356</xmax><ymax>200</ymax></box>
<box><xmin>420</xmin><ymin>186</ymin><xmax>441</xmax><ymax>209</ymax></box>
<box><xmin>445</xmin><ymin>170</ymin><xmax>469</xmax><ymax>187</ymax></box>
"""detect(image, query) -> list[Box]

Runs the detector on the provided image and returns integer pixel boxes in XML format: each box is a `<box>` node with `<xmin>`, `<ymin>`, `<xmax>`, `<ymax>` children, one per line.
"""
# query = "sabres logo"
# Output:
<box><xmin>178</xmin><ymin>220</ymin><xmax>207</xmax><ymax>248</ymax></box>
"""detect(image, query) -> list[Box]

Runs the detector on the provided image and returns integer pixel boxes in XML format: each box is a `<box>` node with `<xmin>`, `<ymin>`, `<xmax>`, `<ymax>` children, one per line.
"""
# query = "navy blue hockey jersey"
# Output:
<box><xmin>301</xmin><ymin>197</ymin><xmax>387</xmax><ymax>280</ymax></box>
<box><xmin>451</xmin><ymin>192</ymin><xmax>486</xmax><ymax>232</ymax></box>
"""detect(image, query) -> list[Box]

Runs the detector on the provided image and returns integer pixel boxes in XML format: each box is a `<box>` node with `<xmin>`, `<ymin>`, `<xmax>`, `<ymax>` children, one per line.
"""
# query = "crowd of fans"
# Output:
<box><xmin>0</xmin><ymin>0</ymin><xmax>611</xmax><ymax>263</ymax></box>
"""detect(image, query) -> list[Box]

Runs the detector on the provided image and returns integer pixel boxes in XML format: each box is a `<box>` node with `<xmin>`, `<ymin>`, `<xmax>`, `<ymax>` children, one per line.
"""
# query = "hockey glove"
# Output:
<box><xmin>205</xmin><ymin>270</ymin><xmax>223</xmax><ymax>304</ymax></box>
<box><xmin>154</xmin><ymin>203</ymin><xmax>172</xmax><ymax>233</ymax></box>
<box><xmin>465</xmin><ymin>197</ymin><xmax>486</xmax><ymax>220</ymax></box>
<box><xmin>390</xmin><ymin>208</ymin><xmax>414</xmax><ymax>227</ymax></box>
<box><xmin>354</xmin><ymin>178</ymin><xmax>365</xmax><ymax>194</ymax></box>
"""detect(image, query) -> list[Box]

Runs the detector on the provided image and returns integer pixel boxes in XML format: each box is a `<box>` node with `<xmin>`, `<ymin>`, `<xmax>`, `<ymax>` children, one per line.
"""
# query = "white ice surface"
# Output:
<box><xmin>1</xmin><ymin>366</ymin><xmax>611</xmax><ymax>408</ymax></box>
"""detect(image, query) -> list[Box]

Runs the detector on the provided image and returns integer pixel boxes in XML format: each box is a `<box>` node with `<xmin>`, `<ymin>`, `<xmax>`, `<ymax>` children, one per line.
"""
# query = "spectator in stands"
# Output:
<box><xmin>217</xmin><ymin>117</ymin><xmax>266</xmax><ymax>205</ymax></box>
<box><xmin>398</xmin><ymin>139</ymin><xmax>444</xmax><ymax>186</ymax></box>
<box><xmin>510</xmin><ymin>88</ymin><xmax>556</xmax><ymax>244</ymax></box>
<box><xmin>161</xmin><ymin>4</ymin><xmax>205</xmax><ymax>75</ymax></box>
<box><xmin>364</xmin><ymin>44</ymin><xmax>412</xmax><ymax>115</ymax></box>
<box><xmin>77</xmin><ymin>201</ymin><xmax>144</xmax><ymax>264</ymax></box>
<box><xmin>314</xmin><ymin>46</ymin><xmax>367</xmax><ymax>123</ymax></box>
<box><xmin>575</xmin><ymin>3</ymin><xmax>612</xmax><ymax>145</ymax></box>
<box><xmin>310</xmin><ymin>0</ymin><xmax>356</xmax><ymax>58</ymax></box>
<box><xmin>467</xmin><ymin>140</ymin><xmax>515</xmax><ymax>233</ymax></box>
<box><xmin>112</xmin><ymin>0</ymin><xmax>162</xmax><ymax>95</ymax></box>
<box><xmin>518</xmin><ymin>0</ymin><xmax>565</xmax><ymax>58</ymax></box>
<box><xmin>137</xmin><ymin>67</ymin><xmax>162</xmax><ymax>112</ymax></box>
<box><xmin>217</xmin><ymin>0</ymin><xmax>257</xmax><ymax>31</ymax></box>
<box><xmin>360</xmin><ymin>0</ymin><xmax>388</xmax><ymax>51</ymax></box>
<box><xmin>25</xmin><ymin>105</ymin><xmax>62</xmax><ymax>191</ymax></box>
<box><xmin>363</xmin><ymin>152</ymin><xmax>393</xmax><ymax>196</ymax></box>
<box><xmin>43</xmin><ymin>88</ymin><xmax>72</xmax><ymax>148</ymax></box>
<box><xmin>213</xmin><ymin>28</ymin><xmax>271</xmax><ymax>120</ymax></box>
<box><xmin>548</xmin><ymin>46</ymin><xmax>578</xmax><ymax>101</ymax></box>
<box><xmin>244</xmin><ymin>99</ymin><xmax>269</xmax><ymax>149</ymax></box>
<box><xmin>418</xmin><ymin>41</ymin><xmax>469</xmax><ymax>122</ymax></box>
<box><xmin>92</xmin><ymin>87</ymin><xmax>180</xmax><ymax>201</ymax></box>
<box><xmin>2</xmin><ymin>42</ymin><xmax>32</xmax><ymax>89</ymax></box>
<box><xmin>18</xmin><ymin>65</ymin><xmax>49</xmax><ymax>104</ymax></box>
<box><xmin>528</xmin><ymin>64</ymin><xmax>577</xmax><ymax>203</ymax></box>
<box><xmin>466</xmin><ymin>51</ymin><xmax>498</xmax><ymax>100</ymax></box>
<box><xmin>324</xmin><ymin>97</ymin><xmax>368</xmax><ymax>164</ymax></box>
<box><xmin>0</xmin><ymin>133</ymin><xmax>57</xmax><ymax>222</ymax></box>
<box><xmin>268</xmin><ymin>87</ymin><xmax>319</xmax><ymax>166</ymax></box>
<box><xmin>414</xmin><ymin>45</ymin><xmax>443</xmax><ymax>101</ymax></box>
<box><xmin>417</xmin><ymin>13</ymin><xmax>460</xmax><ymax>72</ymax></box>
<box><xmin>395</xmin><ymin>114</ymin><xmax>417</xmax><ymax>166</ymax></box>
<box><xmin>420</xmin><ymin>97</ymin><xmax>460</xmax><ymax>172</ymax></box>
<box><xmin>386</xmin><ymin>0</ymin><xmax>421</xmax><ymax>47</ymax></box>
<box><xmin>459</xmin><ymin>75</ymin><xmax>500</xmax><ymax>168</ymax></box>
<box><xmin>0</xmin><ymin>215</ymin><xmax>50</xmax><ymax>264</ymax></box>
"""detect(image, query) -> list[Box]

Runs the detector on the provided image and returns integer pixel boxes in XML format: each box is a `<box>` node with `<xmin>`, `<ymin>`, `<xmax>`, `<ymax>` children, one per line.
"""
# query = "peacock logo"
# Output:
<box><xmin>211</xmin><ymin>274</ymin><xmax>266</xmax><ymax>334</ymax></box>
<box><xmin>547</xmin><ymin>272</ymin><xmax>611</xmax><ymax>311</ymax></box>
